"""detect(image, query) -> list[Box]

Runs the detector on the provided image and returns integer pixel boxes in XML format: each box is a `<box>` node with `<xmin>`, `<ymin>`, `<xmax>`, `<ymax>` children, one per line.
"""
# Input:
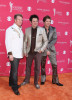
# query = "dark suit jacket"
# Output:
<box><xmin>43</xmin><ymin>26</ymin><xmax>57</xmax><ymax>56</ymax></box>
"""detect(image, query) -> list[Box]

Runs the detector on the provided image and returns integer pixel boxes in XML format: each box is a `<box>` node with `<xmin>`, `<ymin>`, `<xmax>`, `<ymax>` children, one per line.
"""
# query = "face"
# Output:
<box><xmin>44</xmin><ymin>18</ymin><xmax>51</xmax><ymax>27</ymax></box>
<box><xmin>31</xmin><ymin>18</ymin><xmax>38</xmax><ymax>28</ymax></box>
<box><xmin>15</xmin><ymin>16</ymin><xmax>23</xmax><ymax>27</ymax></box>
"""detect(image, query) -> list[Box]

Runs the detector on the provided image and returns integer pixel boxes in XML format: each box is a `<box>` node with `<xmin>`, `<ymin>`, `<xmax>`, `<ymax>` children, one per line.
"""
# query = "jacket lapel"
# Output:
<box><xmin>49</xmin><ymin>26</ymin><xmax>53</xmax><ymax>41</ymax></box>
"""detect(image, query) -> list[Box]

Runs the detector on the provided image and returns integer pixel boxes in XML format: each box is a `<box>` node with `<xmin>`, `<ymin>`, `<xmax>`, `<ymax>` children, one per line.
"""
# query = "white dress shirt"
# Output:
<box><xmin>5</xmin><ymin>23</ymin><xmax>24</xmax><ymax>58</ymax></box>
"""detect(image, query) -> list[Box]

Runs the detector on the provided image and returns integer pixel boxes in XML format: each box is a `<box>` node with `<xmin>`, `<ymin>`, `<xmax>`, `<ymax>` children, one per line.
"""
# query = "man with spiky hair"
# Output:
<box><xmin>21</xmin><ymin>14</ymin><xmax>48</xmax><ymax>89</ymax></box>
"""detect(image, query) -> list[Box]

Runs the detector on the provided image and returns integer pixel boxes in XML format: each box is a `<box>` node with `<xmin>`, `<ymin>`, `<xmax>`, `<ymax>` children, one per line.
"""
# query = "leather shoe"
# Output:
<box><xmin>52</xmin><ymin>82</ymin><xmax>63</xmax><ymax>86</ymax></box>
<box><xmin>56</xmin><ymin>83</ymin><xmax>63</xmax><ymax>86</ymax></box>
<box><xmin>20</xmin><ymin>81</ymin><xmax>29</xmax><ymax>86</ymax></box>
<box><xmin>35</xmin><ymin>84</ymin><xmax>40</xmax><ymax>89</ymax></box>
<box><xmin>41</xmin><ymin>82</ymin><xmax>45</xmax><ymax>85</ymax></box>
<box><xmin>14</xmin><ymin>90</ymin><xmax>20</xmax><ymax>95</ymax></box>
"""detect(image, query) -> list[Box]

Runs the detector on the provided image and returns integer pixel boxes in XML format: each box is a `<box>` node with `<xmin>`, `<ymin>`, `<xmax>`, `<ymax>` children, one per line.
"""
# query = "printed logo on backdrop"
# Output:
<box><xmin>37</xmin><ymin>8</ymin><xmax>50</xmax><ymax>12</ymax></box>
<box><xmin>63</xmin><ymin>50</ymin><xmax>66</xmax><ymax>54</ymax></box>
<box><xmin>59</xmin><ymin>1</ymin><xmax>70</xmax><ymax>5</ymax></box>
<box><xmin>0</xmin><ymin>29</ymin><xmax>5</xmax><ymax>32</ymax></box>
<box><xmin>51</xmin><ymin>20</ymin><xmax>54</xmax><ymax>24</ymax></box>
<box><xmin>39</xmin><ymin>20</ymin><xmax>43</xmax><ymax>24</ymax></box>
<box><xmin>58</xmin><ymin>21</ymin><xmax>69</xmax><ymax>25</ymax></box>
<box><xmin>9</xmin><ymin>2</ymin><xmax>23</xmax><ymax>12</ymax></box>
<box><xmin>66</xmin><ymin>12</ymin><xmax>69</xmax><ymax>16</ymax></box>
<box><xmin>65</xmin><ymin>31</ymin><xmax>68</xmax><ymax>35</ymax></box>
<box><xmin>47</xmin><ymin>60</ymin><xmax>50</xmax><ymax>64</ymax></box>
<box><xmin>0</xmin><ymin>18</ymin><xmax>1</xmax><ymax>21</ymax></box>
<box><xmin>48</xmin><ymin>68</ymin><xmax>52</xmax><ymax>74</ymax></box>
<box><xmin>56</xmin><ymin>52</ymin><xmax>59</xmax><ymax>55</ymax></box>
<box><xmin>27</xmin><ymin>7</ymin><xmax>32</xmax><ymax>11</ymax></box>
<box><xmin>0</xmin><ymin>52</ymin><xmax>5</xmax><ymax>55</ymax></box>
<box><xmin>37</xmin><ymin>0</ymin><xmax>47</xmax><ymax>3</ymax></box>
<box><xmin>57</xmin><ymin>32</ymin><xmax>61</xmax><ymax>36</ymax></box>
<box><xmin>70</xmin><ymin>40</ymin><xmax>72</xmax><ymax>47</ymax></box>
<box><xmin>57</xmin><ymin>60</ymin><xmax>65</xmax><ymax>63</ymax></box>
<box><xmin>6</xmin><ymin>62</ymin><xmax>10</xmax><ymax>66</ymax></box>
<box><xmin>57</xmin><ymin>41</ymin><xmax>67</xmax><ymax>44</ymax></box>
<box><xmin>0</xmin><ymin>4</ymin><xmax>6</xmax><ymax>7</ymax></box>
<box><xmin>0</xmin><ymin>42</ymin><xmax>1</xmax><ymax>46</ymax></box>
<box><xmin>7</xmin><ymin>16</ymin><xmax>12</xmax><ymax>21</ymax></box>
<box><xmin>68</xmin><ymin>58</ymin><xmax>72</xmax><ymax>64</ymax></box>
<box><xmin>51</xmin><ymin>0</ymin><xmax>55</xmax><ymax>3</ymax></box>
<box><xmin>53</xmin><ymin>8</ymin><xmax>62</xmax><ymax>16</ymax></box>
<box><xmin>60</xmin><ymin>68</ymin><xmax>64</xmax><ymax>72</ymax></box>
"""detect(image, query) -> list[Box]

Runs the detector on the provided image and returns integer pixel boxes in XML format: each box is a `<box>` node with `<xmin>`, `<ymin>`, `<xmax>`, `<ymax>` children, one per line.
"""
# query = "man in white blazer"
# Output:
<box><xmin>20</xmin><ymin>15</ymin><xmax>48</xmax><ymax>89</ymax></box>
<box><xmin>5</xmin><ymin>14</ymin><xmax>24</xmax><ymax>95</ymax></box>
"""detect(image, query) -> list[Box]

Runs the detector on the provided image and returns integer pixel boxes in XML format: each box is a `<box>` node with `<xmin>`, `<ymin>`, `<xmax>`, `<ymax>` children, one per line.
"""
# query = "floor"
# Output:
<box><xmin>0</xmin><ymin>73</ymin><xmax>72</xmax><ymax>100</ymax></box>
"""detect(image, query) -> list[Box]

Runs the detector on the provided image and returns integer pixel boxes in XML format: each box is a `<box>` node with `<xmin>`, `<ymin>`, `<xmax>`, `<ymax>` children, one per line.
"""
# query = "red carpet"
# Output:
<box><xmin>0</xmin><ymin>73</ymin><xmax>72</xmax><ymax>100</ymax></box>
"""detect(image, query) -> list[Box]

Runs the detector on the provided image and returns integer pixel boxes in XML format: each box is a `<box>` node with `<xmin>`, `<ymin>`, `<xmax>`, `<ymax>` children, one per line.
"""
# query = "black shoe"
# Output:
<box><xmin>14</xmin><ymin>90</ymin><xmax>20</xmax><ymax>95</ymax></box>
<box><xmin>17</xmin><ymin>85</ymin><xmax>21</xmax><ymax>89</ymax></box>
<box><xmin>20</xmin><ymin>81</ymin><xmax>29</xmax><ymax>86</ymax></box>
<box><xmin>12</xmin><ymin>87</ymin><xmax>20</xmax><ymax>95</ymax></box>
<box><xmin>56</xmin><ymin>83</ymin><xmax>63</xmax><ymax>86</ymax></box>
<box><xmin>41</xmin><ymin>82</ymin><xmax>45</xmax><ymax>85</ymax></box>
<box><xmin>35</xmin><ymin>84</ymin><xmax>40</xmax><ymax>89</ymax></box>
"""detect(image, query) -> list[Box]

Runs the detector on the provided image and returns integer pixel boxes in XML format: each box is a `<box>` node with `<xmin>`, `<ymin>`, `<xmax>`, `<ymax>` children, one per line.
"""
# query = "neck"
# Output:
<box><xmin>15</xmin><ymin>23</ymin><xmax>21</xmax><ymax>28</ymax></box>
<box><xmin>45</xmin><ymin>26</ymin><xmax>49</xmax><ymax>30</ymax></box>
<box><xmin>32</xmin><ymin>26</ymin><xmax>37</xmax><ymax>29</ymax></box>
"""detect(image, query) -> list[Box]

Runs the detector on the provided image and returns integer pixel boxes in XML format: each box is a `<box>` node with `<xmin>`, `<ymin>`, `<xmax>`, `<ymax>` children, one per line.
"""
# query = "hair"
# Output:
<box><xmin>29</xmin><ymin>14</ymin><xmax>39</xmax><ymax>22</ymax></box>
<box><xmin>43</xmin><ymin>15</ymin><xmax>51</xmax><ymax>22</ymax></box>
<box><xmin>14</xmin><ymin>14</ymin><xmax>23</xmax><ymax>19</ymax></box>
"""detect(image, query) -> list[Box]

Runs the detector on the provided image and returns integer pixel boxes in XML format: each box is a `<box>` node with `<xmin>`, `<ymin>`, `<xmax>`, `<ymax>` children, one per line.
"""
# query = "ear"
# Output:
<box><xmin>14</xmin><ymin>19</ymin><xmax>16</xmax><ymax>23</ymax></box>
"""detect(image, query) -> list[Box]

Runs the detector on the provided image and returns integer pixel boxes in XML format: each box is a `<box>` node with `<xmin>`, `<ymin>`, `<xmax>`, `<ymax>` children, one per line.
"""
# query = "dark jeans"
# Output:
<box><xmin>9</xmin><ymin>58</ymin><xmax>20</xmax><ymax>90</ymax></box>
<box><xmin>24</xmin><ymin>52</ymin><xmax>42</xmax><ymax>85</ymax></box>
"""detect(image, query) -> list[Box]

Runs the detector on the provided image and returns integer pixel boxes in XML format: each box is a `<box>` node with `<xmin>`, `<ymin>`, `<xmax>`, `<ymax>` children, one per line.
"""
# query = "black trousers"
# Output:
<box><xmin>9</xmin><ymin>58</ymin><xmax>20</xmax><ymax>90</ymax></box>
<box><xmin>24</xmin><ymin>52</ymin><xmax>42</xmax><ymax>85</ymax></box>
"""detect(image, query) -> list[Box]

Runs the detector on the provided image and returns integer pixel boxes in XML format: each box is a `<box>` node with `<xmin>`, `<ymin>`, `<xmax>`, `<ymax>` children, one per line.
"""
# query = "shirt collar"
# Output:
<box><xmin>13</xmin><ymin>23</ymin><xmax>22</xmax><ymax>30</ymax></box>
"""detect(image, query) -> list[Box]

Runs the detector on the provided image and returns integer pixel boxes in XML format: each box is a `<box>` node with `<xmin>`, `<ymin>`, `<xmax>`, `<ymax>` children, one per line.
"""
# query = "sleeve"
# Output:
<box><xmin>5</xmin><ymin>28</ymin><xmax>13</xmax><ymax>55</ymax></box>
<box><xmin>24</xmin><ymin>29</ymin><xmax>28</xmax><ymax>54</ymax></box>
<box><xmin>41</xmin><ymin>28</ymin><xmax>48</xmax><ymax>52</ymax></box>
<box><xmin>47</xmin><ymin>28</ymin><xmax>57</xmax><ymax>50</ymax></box>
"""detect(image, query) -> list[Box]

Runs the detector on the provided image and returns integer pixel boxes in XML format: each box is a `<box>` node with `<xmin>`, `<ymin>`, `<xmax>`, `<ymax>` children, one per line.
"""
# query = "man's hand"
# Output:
<box><xmin>9</xmin><ymin>55</ymin><xmax>14</xmax><ymax>61</ymax></box>
<box><xmin>47</xmin><ymin>51</ymin><xmax>50</xmax><ymax>55</ymax></box>
<box><xmin>24</xmin><ymin>53</ymin><xmax>28</xmax><ymax>57</ymax></box>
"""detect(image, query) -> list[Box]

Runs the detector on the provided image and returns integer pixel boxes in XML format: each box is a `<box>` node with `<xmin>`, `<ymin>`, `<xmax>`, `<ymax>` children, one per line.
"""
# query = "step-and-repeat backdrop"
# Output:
<box><xmin>0</xmin><ymin>0</ymin><xmax>72</xmax><ymax>76</ymax></box>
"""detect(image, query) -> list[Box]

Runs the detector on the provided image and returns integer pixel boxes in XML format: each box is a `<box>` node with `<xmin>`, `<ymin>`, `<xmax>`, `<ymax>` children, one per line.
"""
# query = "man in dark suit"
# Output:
<box><xmin>20</xmin><ymin>15</ymin><xmax>48</xmax><ymax>89</ymax></box>
<box><xmin>41</xmin><ymin>15</ymin><xmax>63</xmax><ymax>86</ymax></box>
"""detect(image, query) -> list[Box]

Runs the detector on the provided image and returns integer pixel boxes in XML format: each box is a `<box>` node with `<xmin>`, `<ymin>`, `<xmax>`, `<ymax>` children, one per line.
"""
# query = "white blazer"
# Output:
<box><xmin>5</xmin><ymin>23</ymin><xmax>24</xmax><ymax>58</ymax></box>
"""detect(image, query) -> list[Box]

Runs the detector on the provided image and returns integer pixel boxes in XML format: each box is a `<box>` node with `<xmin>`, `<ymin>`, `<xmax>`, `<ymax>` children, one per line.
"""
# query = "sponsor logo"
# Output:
<box><xmin>47</xmin><ymin>60</ymin><xmax>50</xmax><ymax>64</ymax></box>
<box><xmin>9</xmin><ymin>2</ymin><xmax>23</xmax><ymax>12</ymax></box>
<box><xmin>66</xmin><ymin>12</ymin><xmax>69</xmax><ymax>16</ymax></box>
<box><xmin>60</xmin><ymin>68</ymin><xmax>64</xmax><ymax>72</ymax></box>
<box><xmin>6</xmin><ymin>62</ymin><xmax>10</xmax><ymax>66</ymax></box>
<box><xmin>63</xmin><ymin>50</ymin><xmax>66</xmax><ymax>54</ymax></box>
<box><xmin>70</xmin><ymin>40</ymin><xmax>72</xmax><ymax>47</ymax></box>
<box><xmin>37</xmin><ymin>0</ymin><xmax>47</xmax><ymax>3</ymax></box>
<box><xmin>37</xmin><ymin>8</ymin><xmax>50</xmax><ymax>12</ymax></box>
<box><xmin>65</xmin><ymin>31</ymin><xmax>68</xmax><ymax>35</ymax></box>
<box><xmin>59</xmin><ymin>1</ymin><xmax>70</xmax><ymax>5</ymax></box>
<box><xmin>7</xmin><ymin>16</ymin><xmax>12</xmax><ymax>21</ymax></box>
<box><xmin>51</xmin><ymin>0</ymin><xmax>55</xmax><ymax>3</ymax></box>
<box><xmin>68</xmin><ymin>58</ymin><xmax>72</xmax><ymax>64</ymax></box>
<box><xmin>53</xmin><ymin>8</ymin><xmax>62</xmax><ymax>16</ymax></box>
<box><xmin>27</xmin><ymin>7</ymin><xmax>32</xmax><ymax>11</ymax></box>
